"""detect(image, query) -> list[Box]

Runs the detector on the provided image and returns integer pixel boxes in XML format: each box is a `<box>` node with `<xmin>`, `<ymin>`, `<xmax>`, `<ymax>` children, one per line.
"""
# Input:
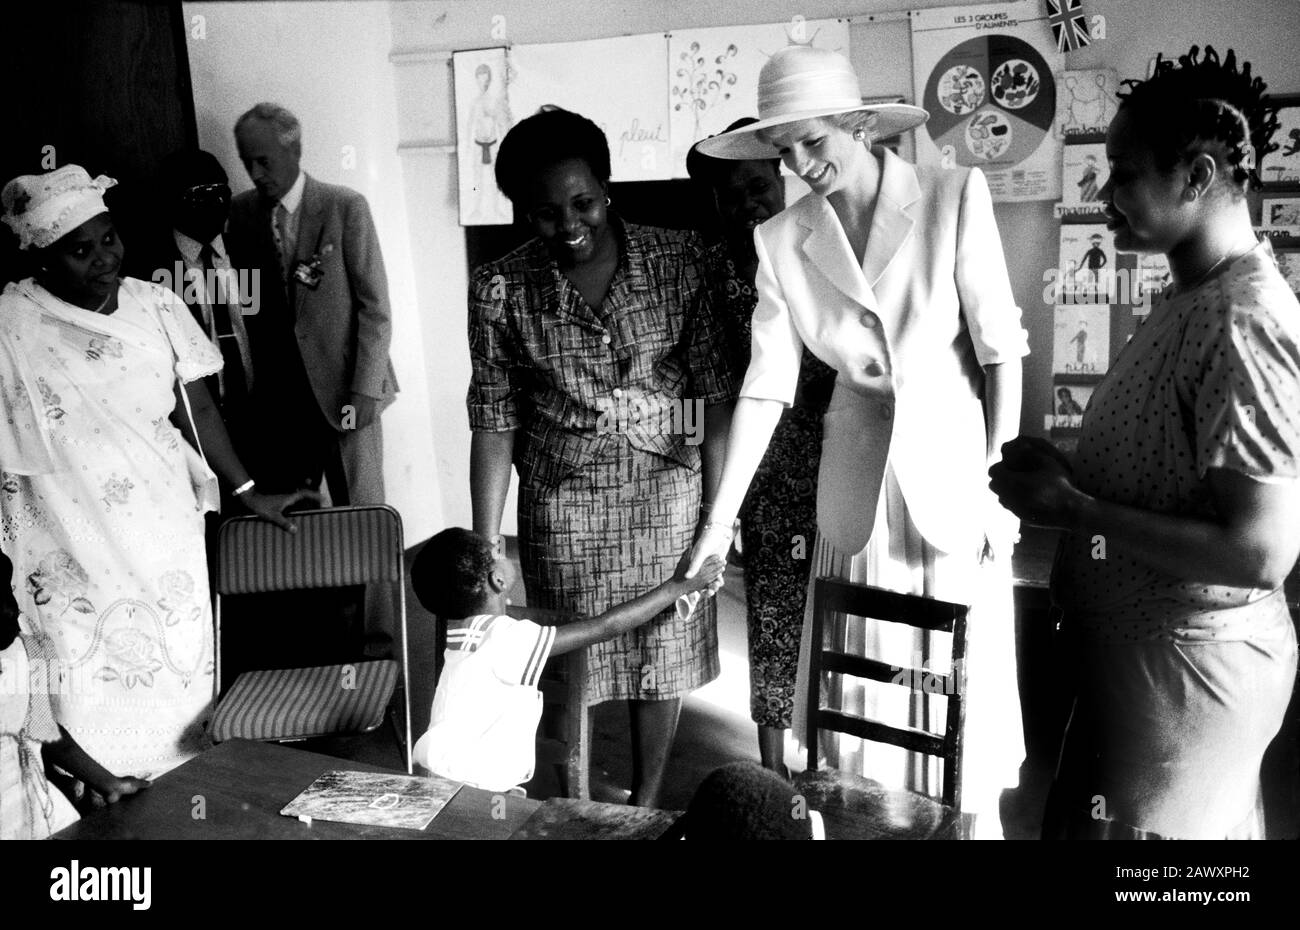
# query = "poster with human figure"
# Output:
<box><xmin>911</xmin><ymin>0</ymin><xmax>1064</xmax><ymax>202</ymax></box>
<box><xmin>1053</xmin><ymin>305</ymin><xmax>1109</xmax><ymax>375</ymax></box>
<box><xmin>1056</xmin><ymin>141</ymin><xmax>1108</xmax><ymax>219</ymax></box>
<box><xmin>1051</xmin><ymin>380</ymin><xmax>1097</xmax><ymax>431</ymax></box>
<box><xmin>454</xmin><ymin>48</ymin><xmax>514</xmax><ymax>226</ymax></box>
<box><xmin>1054</xmin><ymin>68</ymin><xmax>1119</xmax><ymax>139</ymax></box>
<box><xmin>1057</xmin><ymin>223</ymin><xmax>1115</xmax><ymax>304</ymax></box>
<box><xmin>1260</xmin><ymin>99</ymin><xmax>1300</xmax><ymax>184</ymax></box>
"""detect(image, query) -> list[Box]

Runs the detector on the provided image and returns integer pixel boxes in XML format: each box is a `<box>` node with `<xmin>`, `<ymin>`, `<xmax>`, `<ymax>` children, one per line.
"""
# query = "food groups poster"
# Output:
<box><xmin>911</xmin><ymin>0</ymin><xmax>1065</xmax><ymax>201</ymax></box>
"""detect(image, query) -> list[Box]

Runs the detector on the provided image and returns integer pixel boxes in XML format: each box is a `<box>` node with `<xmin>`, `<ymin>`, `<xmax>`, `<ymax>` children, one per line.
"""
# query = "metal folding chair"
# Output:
<box><xmin>209</xmin><ymin>505</ymin><xmax>412</xmax><ymax>773</ymax></box>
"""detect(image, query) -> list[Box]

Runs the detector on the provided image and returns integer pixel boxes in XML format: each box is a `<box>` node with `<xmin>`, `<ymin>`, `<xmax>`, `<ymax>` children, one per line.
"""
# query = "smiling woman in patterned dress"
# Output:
<box><xmin>467</xmin><ymin>109</ymin><xmax>736</xmax><ymax>807</ymax></box>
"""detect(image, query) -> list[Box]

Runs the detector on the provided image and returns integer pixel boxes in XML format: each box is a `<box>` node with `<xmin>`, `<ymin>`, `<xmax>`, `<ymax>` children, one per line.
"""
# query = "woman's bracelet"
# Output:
<box><xmin>701</xmin><ymin>520</ymin><xmax>735</xmax><ymax>539</ymax></box>
<box><xmin>233</xmin><ymin>479</ymin><xmax>256</xmax><ymax>497</ymax></box>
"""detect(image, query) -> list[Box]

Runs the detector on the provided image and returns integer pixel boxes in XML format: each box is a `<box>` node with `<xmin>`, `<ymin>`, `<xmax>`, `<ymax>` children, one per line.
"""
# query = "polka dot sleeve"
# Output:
<box><xmin>1193</xmin><ymin>276</ymin><xmax>1300</xmax><ymax>482</ymax></box>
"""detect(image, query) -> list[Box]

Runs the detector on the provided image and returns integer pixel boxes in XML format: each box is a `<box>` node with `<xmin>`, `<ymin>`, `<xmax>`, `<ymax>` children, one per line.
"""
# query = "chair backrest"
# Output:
<box><xmin>216</xmin><ymin>505</ymin><xmax>403</xmax><ymax>594</ymax></box>
<box><xmin>805</xmin><ymin>576</ymin><xmax>969</xmax><ymax>810</ymax></box>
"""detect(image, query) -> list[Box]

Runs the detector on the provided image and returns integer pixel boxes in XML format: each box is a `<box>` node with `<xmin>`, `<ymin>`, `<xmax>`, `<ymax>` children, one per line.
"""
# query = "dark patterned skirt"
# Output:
<box><xmin>739</xmin><ymin>403</ymin><xmax>823</xmax><ymax>728</ymax></box>
<box><xmin>518</xmin><ymin>442</ymin><xmax>719</xmax><ymax>703</ymax></box>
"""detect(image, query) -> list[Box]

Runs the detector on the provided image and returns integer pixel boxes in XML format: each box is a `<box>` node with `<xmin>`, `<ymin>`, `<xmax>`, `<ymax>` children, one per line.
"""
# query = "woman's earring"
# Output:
<box><xmin>1183</xmin><ymin>187</ymin><xmax>1198</xmax><ymax>203</ymax></box>
<box><xmin>853</xmin><ymin>129</ymin><xmax>867</xmax><ymax>142</ymax></box>
<box><xmin>604</xmin><ymin>196</ymin><xmax>612</xmax><ymax>207</ymax></box>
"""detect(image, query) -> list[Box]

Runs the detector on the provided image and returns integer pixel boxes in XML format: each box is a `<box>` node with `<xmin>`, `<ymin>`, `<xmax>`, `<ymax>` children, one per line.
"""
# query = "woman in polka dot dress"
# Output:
<box><xmin>991</xmin><ymin>46</ymin><xmax>1300</xmax><ymax>839</ymax></box>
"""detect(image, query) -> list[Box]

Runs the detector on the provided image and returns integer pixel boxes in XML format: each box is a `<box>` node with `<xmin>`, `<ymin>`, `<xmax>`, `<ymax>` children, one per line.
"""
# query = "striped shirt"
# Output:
<box><xmin>413</xmin><ymin>614</ymin><xmax>556</xmax><ymax>792</ymax></box>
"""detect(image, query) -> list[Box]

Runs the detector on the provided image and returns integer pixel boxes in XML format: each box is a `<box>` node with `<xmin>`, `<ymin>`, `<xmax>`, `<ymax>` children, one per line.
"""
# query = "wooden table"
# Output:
<box><xmin>52</xmin><ymin>740</ymin><xmax>541</xmax><ymax>840</ymax></box>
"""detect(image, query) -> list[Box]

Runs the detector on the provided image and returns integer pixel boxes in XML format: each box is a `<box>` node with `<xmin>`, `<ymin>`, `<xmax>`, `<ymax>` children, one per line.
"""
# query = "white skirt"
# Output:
<box><xmin>792</xmin><ymin>464</ymin><xmax>1024</xmax><ymax>838</ymax></box>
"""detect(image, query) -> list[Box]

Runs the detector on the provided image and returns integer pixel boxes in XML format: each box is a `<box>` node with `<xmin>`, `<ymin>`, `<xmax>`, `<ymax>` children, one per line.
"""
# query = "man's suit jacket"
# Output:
<box><xmin>227</xmin><ymin>174</ymin><xmax>397</xmax><ymax>430</ymax></box>
<box><xmin>741</xmin><ymin>147</ymin><xmax>1028</xmax><ymax>556</ymax></box>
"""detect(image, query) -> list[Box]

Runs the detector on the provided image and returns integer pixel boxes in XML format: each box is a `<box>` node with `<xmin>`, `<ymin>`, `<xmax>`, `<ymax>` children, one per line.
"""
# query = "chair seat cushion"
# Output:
<box><xmin>793</xmin><ymin>768</ymin><xmax>973</xmax><ymax>840</ymax></box>
<box><xmin>210</xmin><ymin>661</ymin><xmax>398</xmax><ymax>743</ymax></box>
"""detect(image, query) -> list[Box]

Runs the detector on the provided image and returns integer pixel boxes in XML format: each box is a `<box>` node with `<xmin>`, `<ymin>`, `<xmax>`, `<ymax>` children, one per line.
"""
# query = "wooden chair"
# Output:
<box><xmin>796</xmin><ymin>576</ymin><xmax>973</xmax><ymax>839</ymax></box>
<box><xmin>209</xmin><ymin>505</ymin><xmax>412</xmax><ymax>773</ymax></box>
<box><xmin>432</xmin><ymin>604</ymin><xmax>590</xmax><ymax>800</ymax></box>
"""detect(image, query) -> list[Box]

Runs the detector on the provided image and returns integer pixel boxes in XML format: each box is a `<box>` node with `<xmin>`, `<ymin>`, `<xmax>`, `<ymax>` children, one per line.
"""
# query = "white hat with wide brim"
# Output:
<box><xmin>694</xmin><ymin>46</ymin><xmax>929</xmax><ymax>160</ymax></box>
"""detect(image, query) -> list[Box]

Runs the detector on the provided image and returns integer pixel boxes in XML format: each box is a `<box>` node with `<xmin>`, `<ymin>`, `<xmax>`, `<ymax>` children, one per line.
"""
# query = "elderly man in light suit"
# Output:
<box><xmin>226</xmin><ymin>102</ymin><xmax>398</xmax><ymax>656</ymax></box>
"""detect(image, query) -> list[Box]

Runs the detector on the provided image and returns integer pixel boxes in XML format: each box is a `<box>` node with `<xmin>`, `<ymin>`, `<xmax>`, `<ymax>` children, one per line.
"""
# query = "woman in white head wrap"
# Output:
<box><xmin>0</xmin><ymin>165</ymin><xmax>315</xmax><ymax>781</ymax></box>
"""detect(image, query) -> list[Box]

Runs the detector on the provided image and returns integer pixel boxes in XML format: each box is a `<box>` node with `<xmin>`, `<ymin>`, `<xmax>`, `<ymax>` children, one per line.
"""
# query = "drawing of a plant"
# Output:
<box><xmin>671</xmin><ymin>42</ymin><xmax>739</xmax><ymax>140</ymax></box>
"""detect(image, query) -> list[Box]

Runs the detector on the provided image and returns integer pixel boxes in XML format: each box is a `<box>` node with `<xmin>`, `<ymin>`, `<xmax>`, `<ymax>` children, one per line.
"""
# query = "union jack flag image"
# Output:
<box><xmin>1047</xmin><ymin>0</ymin><xmax>1092</xmax><ymax>52</ymax></box>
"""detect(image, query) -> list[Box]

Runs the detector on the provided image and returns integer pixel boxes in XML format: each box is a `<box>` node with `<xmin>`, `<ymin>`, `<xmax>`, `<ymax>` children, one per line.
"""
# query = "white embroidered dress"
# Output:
<box><xmin>0</xmin><ymin>276</ymin><xmax>222</xmax><ymax>778</ymax></box>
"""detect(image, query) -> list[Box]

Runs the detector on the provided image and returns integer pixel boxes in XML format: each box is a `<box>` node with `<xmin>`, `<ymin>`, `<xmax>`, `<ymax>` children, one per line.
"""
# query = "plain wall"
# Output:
<box><xmin>184</xmin><ymin>0</ymin><xmax>444</xmax><ymax>542</ymax></box>
<box><xmin>189</xmin><ymin>0</ymin><xmax>1300</xmax><ymax>537</ymax></box>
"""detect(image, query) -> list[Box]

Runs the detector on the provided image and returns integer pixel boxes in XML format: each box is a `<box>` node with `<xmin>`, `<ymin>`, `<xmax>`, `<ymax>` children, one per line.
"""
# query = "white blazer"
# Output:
<box><xmin>740</xmin><ymin>147</ymin><xmax>1028</xmax><ymax>556</ymax></box>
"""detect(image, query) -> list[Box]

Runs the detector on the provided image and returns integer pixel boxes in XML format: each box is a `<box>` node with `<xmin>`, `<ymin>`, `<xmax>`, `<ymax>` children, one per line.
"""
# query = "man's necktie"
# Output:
<box><xmin>199</xmin><ymin>243</ymin><xmax>248</xmax><ymax>406</ymax></box>
<box><xmin>272</xmin><ymin>201</ymin><xmax>290</xmax><ymax>281</ymax></box>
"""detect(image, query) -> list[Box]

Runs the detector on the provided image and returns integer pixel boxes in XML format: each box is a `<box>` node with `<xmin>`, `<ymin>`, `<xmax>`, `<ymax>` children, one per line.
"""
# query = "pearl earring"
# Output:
<box><xmin>853</xmin><ymin>129</ymin><xmax>867</xmax><ymax>142</ymax></box>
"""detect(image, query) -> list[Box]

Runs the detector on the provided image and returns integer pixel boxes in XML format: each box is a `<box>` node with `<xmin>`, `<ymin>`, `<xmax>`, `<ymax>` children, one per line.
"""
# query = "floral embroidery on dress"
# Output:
<box><xmin>1</xmin><ymin>472</ymin><xmax>17</xmax><ymax>496</ymax></box>
<box><xmin>152</xmin><ymin>416</ymin><xmax>178</xmax><ymax>452</ymax></box>
<box><xmin>100</xmin><ymin>474</ymin><xmax>134</xmax><ymax>510</ymax></box>
<box><xmin>85</xmin><ymin>336</ymin><xmax>124</xmax><ymax>362</ymax></box>
<box><xmin>96</xmin><ymin>628</ymin><xmax>164</xmax><ymax>689</ymax></box>
<box><xmin>26</xmin><ymin>550</ymin><xmax>95</xmax><ymax>616</ymax></box>
<box><xmin>157</xmin><ymin>571</ymin><xmax>200</xmax><ymax>627</ymax></box>
<box><xmin>36</xmin><ymin>378</ymin><xmax>65</xmax><ymax>424</ymax></box>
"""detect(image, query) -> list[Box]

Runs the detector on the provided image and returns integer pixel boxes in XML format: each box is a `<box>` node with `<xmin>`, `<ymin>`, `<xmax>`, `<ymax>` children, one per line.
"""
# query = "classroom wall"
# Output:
<box><xmin>186</xmin><ymin>0</ymin><xmax>1300</xmax><ymax>538</ymax></box>
<box><xmin>390</xmin><ymin>0</ymin><xmax>1300</xmax><ymax>533</ymax></box>
<box><xmin>182</xmin><ymin>0</ymin><xmax>444</xmax><ymax>543</ymax></box>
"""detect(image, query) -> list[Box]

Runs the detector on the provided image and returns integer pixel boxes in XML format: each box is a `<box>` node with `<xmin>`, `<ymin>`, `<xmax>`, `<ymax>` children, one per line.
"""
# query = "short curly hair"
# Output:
<box><xmin>1116</xmin><ymin>45</ymin><xmax>1279</xmax><ymax>192</ymax></box>
<box><xmin>685</xmin><ymin>117</ymin><xmax>781</xmax><ymax>187</ymax></box>
<box><xmin>494</xmin><ymin>107</ymin><xmax>611</xmax><ymax>205</ymax></box>
<box><xmin>411</xmin><ymin>528</ymin><xmax>497</xmax><ymax>620</ymax></box>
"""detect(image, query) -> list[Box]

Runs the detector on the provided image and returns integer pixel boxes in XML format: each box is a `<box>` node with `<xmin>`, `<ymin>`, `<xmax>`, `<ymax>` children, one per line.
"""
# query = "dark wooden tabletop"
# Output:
<box><xmin>52</xmin><ymin>739</ymin><xmax>540</xmax><ymax>840</ymax></box>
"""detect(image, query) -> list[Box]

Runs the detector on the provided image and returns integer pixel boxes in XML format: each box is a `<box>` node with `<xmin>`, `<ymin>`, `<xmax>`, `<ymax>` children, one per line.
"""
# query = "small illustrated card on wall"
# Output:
<box><xmin>454</xmin><ymin>48</ymin><xmax>514</xmax><ymax>227</ymax></box>
<box><xmin>1049</xmin><ymin>378</ymin><xmax>1098</xmax><ymax>433</ymax></box>
<box><xmin>1053</xmin><ymin>305</ymin><xmax>1109</xmax><ymax>375</ymax></box>
<box><xmin>1261</xmin><ymin>95</ymin><xmax>1300</xmax><ymax>186</ymax></box>
<box><xmin>1055</xmin><ymin>140</ymin><xmax>1108</xmax><ymax>219</ymax></box>
<box><xmin>1054</xmin><ymin>68</ymin><xmax>1119</xmax><ymax>140</ymax></box>
<box><xmin>1057</xmin><ymin>223</ymin><xmax>1115</xmax><ymax>304</ymax></box>
<box><xmin>668</xmin><ymin>19</ymin><xmax>851</xmax><ymax>178</ymax></box>
<box><xmin>1261</xmin><ymin>195</ymin><xmax>1300</xmax><ymax>236</ymax></box>
<box><xmin>1275</xmin><ymin>246</ymin><xmax>1300</xmax><ymax>296</ymax></box>
<box><xmin>1135</xmin><ymin>252</ymin><xmax>1171</xmax><ymax>312</ymax></box>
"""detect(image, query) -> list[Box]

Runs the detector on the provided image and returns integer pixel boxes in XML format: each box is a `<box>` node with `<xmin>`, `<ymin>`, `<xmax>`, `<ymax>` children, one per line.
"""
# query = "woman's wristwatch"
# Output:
<box><xmin>233</xmin><ymin>479</ymin><xmax>256</xmax><ymax>497</ymax></box>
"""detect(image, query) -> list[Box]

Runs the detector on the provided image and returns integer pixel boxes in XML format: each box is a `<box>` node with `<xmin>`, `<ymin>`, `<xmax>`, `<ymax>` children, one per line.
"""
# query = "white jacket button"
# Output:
<box><xmin>860</xmin><ymin>312</ymin><xmax>878</xmax><ymax>328</ymax></box>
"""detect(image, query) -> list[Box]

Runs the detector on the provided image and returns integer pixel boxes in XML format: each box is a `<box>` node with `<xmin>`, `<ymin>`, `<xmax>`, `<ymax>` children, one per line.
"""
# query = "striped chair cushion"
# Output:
<box><xmin>217</xmin><ymin>506</ymin><xmax>402</xmax><ymax>595</ymax></box>
<box><xmin>210</xmin><ymin>661</ymin><xmax>399</xmax><ymax>742</ymax></box>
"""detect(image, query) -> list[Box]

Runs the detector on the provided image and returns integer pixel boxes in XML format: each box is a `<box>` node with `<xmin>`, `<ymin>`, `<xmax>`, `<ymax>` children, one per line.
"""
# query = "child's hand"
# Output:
<box><xmin>676</xmin><ymin>555</ymin><xmax>725</xmax><ymax>593</ymax></box>
<box><xmin>99</xmin><ymin>776</ymin><xmax>150</xmax><ymax>804</ymax></box>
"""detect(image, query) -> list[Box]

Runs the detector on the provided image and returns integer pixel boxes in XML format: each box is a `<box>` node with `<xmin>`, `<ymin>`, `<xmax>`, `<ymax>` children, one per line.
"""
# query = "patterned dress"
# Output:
<box><xmin>0</xmin><ymin>277</ymin><xmax>222</xmax><ymax>778</ymax></box>
<box><xmin>707</xmin><ymin>244</ymin><xmax>836</xmax><ymax>728</ymax></box>
<box><xmin>468</xmin><ymin>222</ymin><xmax>737</xmax><ymax>703</ymax></box>
<box><xmin>1048</xmin><ymin>241</ymin><xmax>1300</xmax><ymax>839</ymax></box>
